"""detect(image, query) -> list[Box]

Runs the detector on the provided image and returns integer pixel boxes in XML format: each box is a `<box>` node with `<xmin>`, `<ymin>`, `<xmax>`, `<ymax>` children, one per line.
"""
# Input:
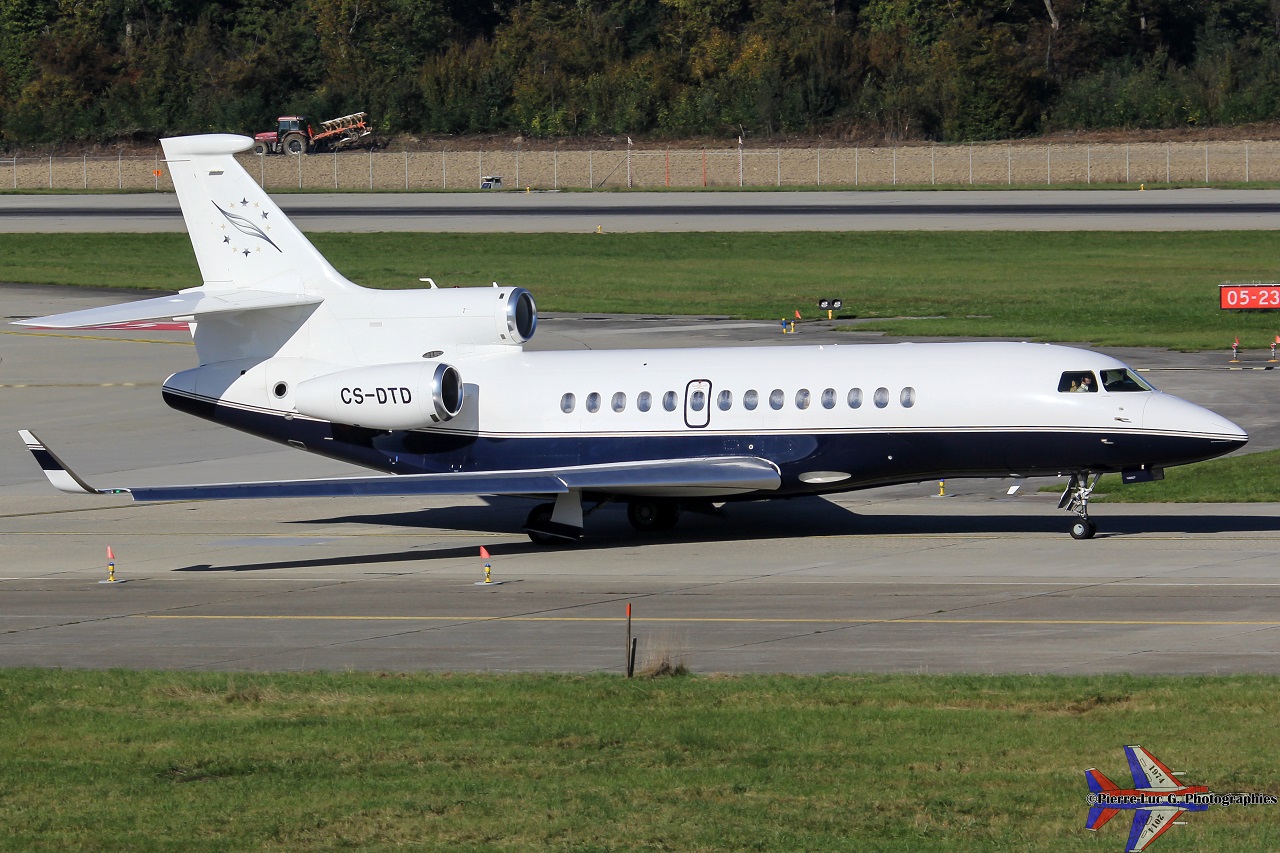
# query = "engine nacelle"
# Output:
<box><xmin>294</xmin><ymin>361</ymin><xmax>463</xmax><ymax>429</ymax></box>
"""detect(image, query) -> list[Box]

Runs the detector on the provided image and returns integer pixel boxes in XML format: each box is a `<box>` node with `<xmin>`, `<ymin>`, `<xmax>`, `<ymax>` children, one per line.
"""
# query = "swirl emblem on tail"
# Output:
<box><xmin>215</xmin><ymin>201</ymin><xmax>282</xmax><ymax>253</ymax></box>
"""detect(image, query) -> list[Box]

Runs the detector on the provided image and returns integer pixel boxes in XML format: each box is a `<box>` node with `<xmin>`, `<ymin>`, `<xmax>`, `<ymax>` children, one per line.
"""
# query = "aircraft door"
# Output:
<box><xmin>684</xmin><ymin>379</ymin><xmax>711</xmax><ymax>428</ymax></box>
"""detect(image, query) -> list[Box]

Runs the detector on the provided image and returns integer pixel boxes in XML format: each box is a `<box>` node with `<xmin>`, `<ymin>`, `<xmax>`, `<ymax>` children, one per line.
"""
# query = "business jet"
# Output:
<box><xmin>16</xmin><ymin>134</ymin><xmax>1247</xmax><ymax>543</ymax></box>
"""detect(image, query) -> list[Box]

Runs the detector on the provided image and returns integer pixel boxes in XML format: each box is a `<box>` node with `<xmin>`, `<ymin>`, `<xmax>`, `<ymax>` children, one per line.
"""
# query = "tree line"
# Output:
<box><xmin>3</xmin><ymin>0</ymin><xmax>1279</xmax><ymax>147</ymax></box>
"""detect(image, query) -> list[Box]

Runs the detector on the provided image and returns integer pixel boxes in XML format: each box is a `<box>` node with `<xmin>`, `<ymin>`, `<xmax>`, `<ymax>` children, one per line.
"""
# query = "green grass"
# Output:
<box><xmin>1040</xmin><ymin>447</ymin><xmax>1280</xmax><ymax>503</ymax></box>
<box><xmin>5</xmin><ymin>231</ymin><xmax>1280</xmax><ymax>350</ymax></box>
<box><xmin>2</xmin><ymin>669</ymin><xmax>1278</xmax><ymax>850</ymax></box>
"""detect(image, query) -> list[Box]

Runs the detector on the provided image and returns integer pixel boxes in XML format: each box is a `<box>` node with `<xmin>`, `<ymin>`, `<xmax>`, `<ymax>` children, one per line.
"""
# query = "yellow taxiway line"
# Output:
<box><xmin>135</xmin><ymin>615</ymin><xmax>1280</xmax><ymax>627</ymax></box>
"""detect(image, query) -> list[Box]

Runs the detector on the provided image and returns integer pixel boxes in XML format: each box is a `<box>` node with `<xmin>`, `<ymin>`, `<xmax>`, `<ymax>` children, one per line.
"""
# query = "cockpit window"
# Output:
<box><xmin>1058</xmin><ymin>371</ymin><xmax>1098</xmax><ymax>393</ymax></box>
<box><xmin>1101</xmin><ymin>368</ymin><xmax>1153</xmax><ymax>392</ymax></box>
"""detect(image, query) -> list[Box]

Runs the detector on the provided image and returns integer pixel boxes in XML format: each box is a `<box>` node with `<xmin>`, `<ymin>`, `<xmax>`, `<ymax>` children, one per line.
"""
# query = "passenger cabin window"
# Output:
<box><xmin>769</xmin><ymin>389</ymin><xmax>785</xmax><ymax>410</ymax></box>
<box><xmin>1101</xmin><ymin>369</ymin><xmax>1153</xmax><ymax>392</ymax></box>
<box><xmin>662</xmin><ymin>391</ymin><xmax>678</xmax><ymax>412</ymax></box>
<box><xmin>611</xmin><ymin>392</ymin><xmax>627</xmax><ymax>412</ymax></box>
<box><xmin>718</xmin><ymin>390</ymin><xmax>733</xmax><ymax>411</ymax></box>
<box><xmin>873</xmin><ymin>387</ymin><xmax>889</xmax><ymax>408</ymax></box>
<box><xmin>743</xmin><ymin>390</ymin><xmax>759</xmax><ymax>411</ymax></box>
<box><xmin>822</xmin><ymin>388</ymin><xmax>836</xmax><ymax>409</ymax></box>
<box><xmin>637</xmin><ymin>391</ymin><xmax>652</xmax><ymax>412</ymax></box>
<box><xmin>690</xmin><ymin>389</ymin><xmax>706</xmax><ymax>411</ymax></box>
<box><xmin>586</xmin><ymin>392</ymin><xmax>601</xmax><ymax>412</ymax></box>
<box><xmin>848</xmin><ymin>388</ymin><xmax>863</xmax><ymax>409</ymax></box>
<box><xmin>560</xmin><ymin>393</ymin><xmax>575</xmax><ymax>413</ymax></box>
<box><xmin>900</xmin><ymin>387</ymin><xmax>916</xmax><ymax>408</ymax></box>
<box><xmin>795</xmin><ymin>389</ymin><xmax>811</xmax><ymax>409</ymax></box>
<box><xmin>1058</xmin><ymin>371</ymin><xmax>1098</xmax><ymax>393</ymax></box>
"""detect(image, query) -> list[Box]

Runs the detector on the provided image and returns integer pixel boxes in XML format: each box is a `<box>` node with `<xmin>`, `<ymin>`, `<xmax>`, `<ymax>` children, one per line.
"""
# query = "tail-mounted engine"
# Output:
<box><xmin>294</xmin><ymin>361</ymin><xmax>463</xmax><ymax>430</ymax></box>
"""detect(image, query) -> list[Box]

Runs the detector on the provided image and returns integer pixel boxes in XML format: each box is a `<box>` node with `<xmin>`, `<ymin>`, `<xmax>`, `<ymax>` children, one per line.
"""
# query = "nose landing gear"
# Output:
<box><xmin>1059</xmin><ymin>473</ymin><xmax>1100</xmax><ymax>539</ymax></box>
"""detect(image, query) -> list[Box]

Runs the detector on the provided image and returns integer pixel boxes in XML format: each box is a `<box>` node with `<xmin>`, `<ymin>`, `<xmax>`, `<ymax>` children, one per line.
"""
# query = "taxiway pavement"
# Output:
<box><xmin>3</xmin><ymin>284</ymin><xmax>1278</xmax><ymax>674</ymax></box>
<box><xmin>5</xmin><ymin>188</ymin><xmax>1280</xmax><ymax>232</ymax></box>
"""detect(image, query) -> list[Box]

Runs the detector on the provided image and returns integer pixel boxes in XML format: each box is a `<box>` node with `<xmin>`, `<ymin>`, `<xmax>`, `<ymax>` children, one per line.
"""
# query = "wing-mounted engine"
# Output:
<box><xmin>294</xmin><ymin>361</ymin><xmax>464</xmax><ymax>429</ymax></box>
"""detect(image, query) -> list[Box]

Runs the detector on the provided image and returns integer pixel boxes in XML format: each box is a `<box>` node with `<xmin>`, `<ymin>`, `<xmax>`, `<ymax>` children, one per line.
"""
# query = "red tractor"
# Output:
<box><xmin>252</xmin><ymin>112</ymin><xmax>371</xmax><ymax>155</ymax></box>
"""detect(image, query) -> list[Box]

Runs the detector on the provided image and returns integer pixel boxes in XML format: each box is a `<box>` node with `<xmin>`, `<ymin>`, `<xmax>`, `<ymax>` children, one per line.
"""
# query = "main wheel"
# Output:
<box><xmin>525</xmin><ymin>502</ymin><xmax>558</xmax><ymax>546</ymax></box>
<box><xmin>1070</xmin><ymin>519</ymin><xmax>1097</xmax><ymax>540</ymax></box>
<box><xmin>627</xmin><ymin>499</ymin><xmax>680</xmax><ymax>532</ymax></box>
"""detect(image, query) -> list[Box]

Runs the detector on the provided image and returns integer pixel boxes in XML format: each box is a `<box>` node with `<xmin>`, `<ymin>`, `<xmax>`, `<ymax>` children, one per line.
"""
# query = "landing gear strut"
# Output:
<box><xmin>1059</xmin><ymin>473</ymin><xmax>1099</xmax><ymax>539</ymax></box>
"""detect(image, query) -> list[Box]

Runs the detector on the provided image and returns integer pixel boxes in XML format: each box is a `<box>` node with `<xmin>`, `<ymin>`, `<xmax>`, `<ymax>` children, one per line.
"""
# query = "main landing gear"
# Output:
<box><xmin>626</xmin><ymin>499</ymin><xmax>681</xmax><ymax>532</ymax></box>
<box><xmin>524</xmin><ymin>496</ymin><xmax>686</xmax><ymax>545</ymax></box>
<box><xmin>1059</xmin><ymin>473</ymin><xmax>1100</xmax><ymax>539</ymax></box>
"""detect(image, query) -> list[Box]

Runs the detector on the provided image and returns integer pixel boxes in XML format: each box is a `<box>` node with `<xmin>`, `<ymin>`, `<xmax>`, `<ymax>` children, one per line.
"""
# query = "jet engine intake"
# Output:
<box><xmin>294</xmin><ymin>361</ymin><xmax>463</xmax><ymax>429</ymax></box>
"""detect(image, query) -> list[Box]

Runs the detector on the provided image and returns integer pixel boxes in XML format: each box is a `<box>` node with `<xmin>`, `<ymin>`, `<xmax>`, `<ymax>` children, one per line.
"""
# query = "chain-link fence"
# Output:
<box><xmin>5</xmin><ymin>141</ymin><xmax>1279</xmax><ymax>191</ymax></box>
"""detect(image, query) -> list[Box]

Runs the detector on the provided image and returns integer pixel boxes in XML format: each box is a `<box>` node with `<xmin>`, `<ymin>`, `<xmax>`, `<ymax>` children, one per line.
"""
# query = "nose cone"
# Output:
<box><xmin>1142</xmin><ymin>392</ymin><xmax>1248</xmax><ymax>459</ymax></box>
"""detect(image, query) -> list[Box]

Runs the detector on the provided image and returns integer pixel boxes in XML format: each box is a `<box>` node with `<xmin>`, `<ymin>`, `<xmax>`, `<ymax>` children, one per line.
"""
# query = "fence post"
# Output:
<box><xmin>297</xmin><ymin>151</ymin><xmax>302</xmax><ymax>189</ymax></box>
<box><xmin>1166</xmin><ymin>143</ymin><xmax>1170</xmax><ymax>183</ymax></box>
<box><xmin>118</xmin><ymin>151</ymin><xmax>122</xmax><ymax>190</ymax></box>
<box><xmin>555</xmin><ymin>146</ymin><xmax>559</xmax><ymax>189</ymax></box>
<box><xmin>589</xmin><ymin>150</ymin><xmax>593</xmax><ymax>189</ymax></box>
<box><xmin>1204</xmin><ymin>142</ymin><xmax>1209</xmax><ymax>183</ymax></box>
<box><xmin>478</xmin><ymin>149</ymin><xmax>483</xmax><ymax>188</ymax></box>
<box><xmin>1046</xmin><ymin>144</ymin><xmax>1051</xmax><ymax>185</ymax></box>
<box><xmin>154</xmin><ymin>153</ymin><xmax>158</xmax><ymax>190</ymax></box>
<box><xmin>1087</xmin><ymin>145</ymin><xmax>1091</xmax><ymax>184</ymax></box>
<box><xmin>368</xmin><ymin>149</ymin><xmax>372</xmax><ymax>189</ymax></box>
<box><xmin>404</xmin><ymin>150</ymin><xmax>409</xmax><ymax>190</ymax></box>
<box><xmin>48</xmin><ymin>155</ymin><xmax>52</xmax><ymax>189</ymax></box>
<box><xmin>892</xmin><ymin>146</ymin><xmax>897</xmax><ymax>185</ymax></box>
<box><xmin>930</xmin><ymin>145</ymin><xmax>935</xmax><ymax>185</ymax></box>
<box><xmin>1246</xmin><ymin>142</ymin><xmax>1250</xmax><ymax>183</ymax></box>
<box><xmin>969</xmin><ymin>142</ymin><xmax>973</xmax><ymax>185</ymax></box>
<box><xmin>82</xmin><ymin>154</ymin><xmax>87</xmax><ymax>189</ymax></box>
<box><xmin>666</xmin><ymin>149</ymin><xmax>670</xmax><ymax>187</ymax></box>
<box><xmin>776</xmin><ymin>149</ymin><xmax>781</xmax><ymax>186</ymax></box>
<box><xmin>816</xmin><ymin>147</ymin><xmax>821</xmax><ymax>186</ymax></box>
<box><xmin>1006</xmin><ymin>144</ymin><xmax>1011</xmax><ymax>185</ymax></box>
<box><xmin>855</xmin><ymin>146</ymin><xmax>859</xmax><ymax>186</ymax></box>
<box><xmin>701</xmin><ymin>148</ymin><xmax>706</xmax><ymax>187</ymax></box>
<box><xmin>516</xmin><ymin>149</ymin><xmax>520</xmax><ymax>188</ymax></box>
<box><xmin>1126</xmin><ymin>144</ymin><xmax>1130</xmax><ymax>183</ymax></box>
<box><xmin>442</xmin><ymin>148</ymin><xmax>446</xmax><ymax>189</ymax></box>
<box><xmin>334</xmin><ymin>150</ymin><xmax>338</xmax><ymax>189</ymax></box>
<box><xmin>738</xmin><ymin>137</ymin><xmax>743</xmax><ymax>187</ymax></box>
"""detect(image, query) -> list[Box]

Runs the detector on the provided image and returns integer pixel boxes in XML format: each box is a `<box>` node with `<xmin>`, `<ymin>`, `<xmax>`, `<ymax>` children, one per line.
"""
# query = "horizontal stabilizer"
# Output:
<box><xmin>1086</xmin><ymin>805</ymin><xmax>1120</xmax><ymax>831</ymax></box>
<box><xmin>12</xmin><ymin>288</ymin><xmax>322</xmax><ymax>330</ymax></box>
<box><xmin>18</xmin><ymin>431</ymin><xmax>781</xmax><ymax>502</ymax></box>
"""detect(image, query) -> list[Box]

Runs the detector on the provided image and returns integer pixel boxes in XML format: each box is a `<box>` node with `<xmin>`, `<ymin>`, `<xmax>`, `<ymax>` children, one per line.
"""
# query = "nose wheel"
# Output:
<box><xmin>1070</xmin><ymin>518</ymin><xmax>1097</xmax><ymax>540</ymax></box>
<box><xmin>1060</xmin><ymin>473</ymin><xmax>1100</xmax><ymax>539</ymax></box>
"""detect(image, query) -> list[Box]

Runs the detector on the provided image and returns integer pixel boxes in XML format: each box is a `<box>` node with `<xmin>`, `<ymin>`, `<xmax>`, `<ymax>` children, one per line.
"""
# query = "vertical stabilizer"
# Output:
<box><xmin>160</xmin><ymin>135</ymin><xmax>354</xmax><ymax>296</ymax></box>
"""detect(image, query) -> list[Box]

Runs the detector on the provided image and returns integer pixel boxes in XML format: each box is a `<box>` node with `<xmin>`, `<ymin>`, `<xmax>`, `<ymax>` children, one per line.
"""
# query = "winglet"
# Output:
<box><xmin>18</xmin><ymin>430</ymin><xmax>128</xmax><ymax>496</ymax></box>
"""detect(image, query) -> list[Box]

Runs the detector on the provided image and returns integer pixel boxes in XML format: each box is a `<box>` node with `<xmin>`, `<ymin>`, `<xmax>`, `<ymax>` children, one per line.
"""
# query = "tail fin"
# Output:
<box><xmin>160</xmin><ymin>135</ymin><xmax>354</xmax><ymax>297</ymax></box>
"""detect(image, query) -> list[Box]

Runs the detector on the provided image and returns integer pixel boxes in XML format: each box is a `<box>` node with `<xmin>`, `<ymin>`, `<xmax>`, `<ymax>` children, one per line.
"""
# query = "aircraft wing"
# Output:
<box><xmin>1125</xmin><ymin>745</ymin><xmax>1184</xmax><ymax>790</ymax></box>
<box><xmin>12</xmin><ymin>287</ymin><xmax>321</xmax><ymax>330</ymax></box>
<box><xmin>1126</xmin><ymin>807</ymin><xmax>1185</xmax><ymax>852</ymax></box>
<box><xmin>19</xmin><ymin>430</ymin><xmax>780</xmax><ymax>501</ymax></box>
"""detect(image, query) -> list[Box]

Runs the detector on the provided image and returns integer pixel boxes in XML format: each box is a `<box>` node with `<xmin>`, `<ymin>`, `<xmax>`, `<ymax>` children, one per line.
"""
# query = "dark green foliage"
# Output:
<box><xmin>2</xmin><ymin>0</ymin><xmax>1280</xmax><ymax>144</ymax></box>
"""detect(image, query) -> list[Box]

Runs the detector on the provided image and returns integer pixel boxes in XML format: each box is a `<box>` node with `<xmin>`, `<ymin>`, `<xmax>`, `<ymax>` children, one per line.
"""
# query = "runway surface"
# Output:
<box><xmin>3</xmin><ymin>284</ymin><xmax>1279</xmax><ymax>674</ymax></box>
<box><xmin>5</xmin><ymin>188</ymin><xmax>1280</xmax><ymax>231</ymax></box>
